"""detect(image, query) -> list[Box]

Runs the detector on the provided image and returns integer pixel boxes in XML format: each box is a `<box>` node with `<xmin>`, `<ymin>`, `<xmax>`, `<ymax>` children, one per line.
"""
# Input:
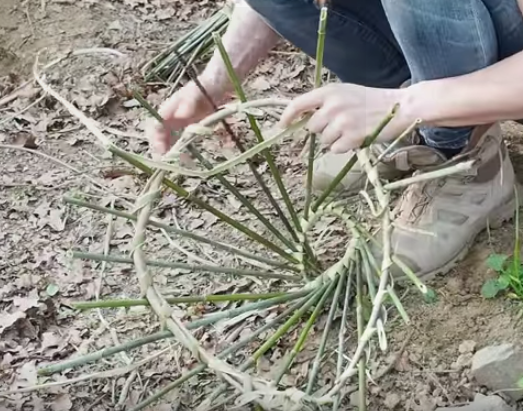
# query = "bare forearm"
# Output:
<box><xmin>406</xmin><ymin>51</ymin><xmax>523</xmax><ymax>127</ymax></box>
<box><xmin>200</xmin><ymin>0</ymin><xmax>280</xmax><ymax>96</ymax></box>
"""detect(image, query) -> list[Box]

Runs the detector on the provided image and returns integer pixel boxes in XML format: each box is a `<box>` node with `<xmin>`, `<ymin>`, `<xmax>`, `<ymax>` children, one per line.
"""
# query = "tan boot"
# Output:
<box><xmin>312</xmin><ymin>133</ymin><xmax>445</xmax><ymax>195</ymax></box>
<box><xmin>385</xmin><ymin>123</ymin><xmax>520</xmax><ymax>279</ymax></box>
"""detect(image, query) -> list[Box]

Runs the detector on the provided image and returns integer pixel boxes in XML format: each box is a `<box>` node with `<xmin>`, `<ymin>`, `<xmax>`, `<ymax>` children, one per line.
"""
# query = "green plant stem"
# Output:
<box><xmin>72</xmin><ymin>292</ymin><xmax>290</xmax><ymax>309</ymax></box>
<box><xmin>312</xmin><ymin>105</ymin><xmax>398</xmax><ymax>212</ymax></box>
<box><xmin>199</xmin><ymin>294</ymin><xmax>315</xmax><ymax>408</ymax></box>
<box><xmin>108</xmin><ymin>145</ymin><xmax>299</xmax><ymax>264</ymax></box>
<box><xmin>212</xmin><ymin>34</ymin><xmax>302</xmax><ymax>239</ymax></box>
<box><xmin>274</xmin><ymin>275</ymin><xmax>336</xmax><ymax>385</ymax></box>
<box><xmin>306</xmin><ymin>269</ymin><xmax>346</xmax><ymax>394</ymax></box>
<box><xmin>64</xmin><ymin>196</ymin><xmax>294</xmax><ymax>271</ymax></box>
<box><xmin>359</xmin><ymin>242</ymin><xmax>409</xmax><ymax>324</ymax></box>
<box><xmin>41</xmin><ymin>291</ymin><xmax>310</xmax><ymax>376</ymax></box>
<box><xmin>332</xmin><ymin>269</ymin><xmax>353</xmax><ymax>411</ymax></box>
<box><xmin>133</xmin><ymin>92</ymin><xmax>299</xmax><ymax>255</ymax></box>
<box><xmin>131</xmin><ymin>296</ymin><xmax>308</xmax><ymax>411</ymax></box>
<box><xmin>250</xmin><ymin>284</ymin><xmax>328</xmax><ymax>364</ymax></box>
<box><xmin>38</xmin><ymin>331</ymin><xmax>170</xmax><ymax>376</ymax></box>
<box><xmin>189</xmin><ymin>289</ymin><xmax>310</xmax><ymax>329</ymax></box>
<box><xmin>304</xmin><ymin>6</ymin><xmax>328</xmax><ymax>222</ymax></box>
<box><xmin>513</xmin><ymin>184</ymin><xmax>521</xmax><ymax>285</ymax></box>
<box><xmin>356</xmin><ymin>259</ymin><xmax>368</xmax><ymax>411</ymax></box>
<box><xmin>73</xmin><ymin>251</ymin><xmax>301</xmax><ymax>282</ymax></box>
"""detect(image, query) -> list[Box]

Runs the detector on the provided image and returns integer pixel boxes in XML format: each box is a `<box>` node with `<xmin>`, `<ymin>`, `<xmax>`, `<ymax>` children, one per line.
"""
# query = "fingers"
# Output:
<box><xmin>306</xmin><ymin>109</ymin><xmax>330</xmax><ymax>135</ymax></box>
<box><xmin>146</xmin><ymin>117</ymin><xmax>171</xmax><ymax>155</ymax></box>
<box><xmin>278</xmin><ymin>87</ymin><xmax>329</xmax><ymax>127</ymax></box>
<box><xmin>147</xmin><ymin>95</ymin><xmax>184</xmax><ymax>155</ymax></box>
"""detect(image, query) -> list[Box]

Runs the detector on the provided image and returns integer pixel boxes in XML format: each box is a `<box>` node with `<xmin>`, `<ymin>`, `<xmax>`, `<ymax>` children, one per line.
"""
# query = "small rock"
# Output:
<box><xmin>459</xmin><ymin>340</ymin><xmax>477</xmax><ymax>354</ymax></box>
<box><xmin>384</xmin><ymin>392</ymin><xmax>401</xmax><ymax>409</ymax></box>
<box><xmin>435</xmin><ymin>394</ymin><xmax>512</xmax><ymax>411</ymax></box>
<box><xmin>471</xmin><ymin>343</ymin><xmax>523</xmax><ymax>401</ymax></box>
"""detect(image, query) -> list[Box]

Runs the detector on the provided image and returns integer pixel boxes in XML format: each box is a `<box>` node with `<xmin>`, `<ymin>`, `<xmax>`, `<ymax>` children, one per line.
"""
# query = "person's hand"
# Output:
<box><xmin>147</xmin><ymin>81</ymin><xmax>224</xmax><ymax>155</ymax></box>
<box><xmin>278</xmin><ymin>83</ymin><xmax>414</xmax><ymax>153</ymax></box>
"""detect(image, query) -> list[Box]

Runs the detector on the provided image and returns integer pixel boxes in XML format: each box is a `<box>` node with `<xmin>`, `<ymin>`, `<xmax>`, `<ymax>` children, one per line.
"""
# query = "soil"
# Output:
<box><xmin>1</xmin><ymin>1</ymin><xmax>523</xmax><ymax>411</ymax></box>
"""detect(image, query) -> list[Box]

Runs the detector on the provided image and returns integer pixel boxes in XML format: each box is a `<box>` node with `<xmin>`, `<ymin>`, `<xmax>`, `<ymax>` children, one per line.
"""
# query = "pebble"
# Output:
<box><xmin>435</xmin><ymin>393</ymin><xmax>513</xmax><ymax>411</ymax></box>
<box><xmin>471</xmin><ymin>343</ymin><xmax>523</xmax><ymax>401</ymax></box>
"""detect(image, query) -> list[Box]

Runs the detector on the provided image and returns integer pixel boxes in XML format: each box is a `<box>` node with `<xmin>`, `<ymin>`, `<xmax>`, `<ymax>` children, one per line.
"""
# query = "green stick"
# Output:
<box><xmin>332</xmin><ymin>269</ymin><xmax>353</xmax><ymax>411</ymax></box>
<box><xmin>40</xmin><ymin>291</ymin><xmax>310</xmax><ymax>376</ymax></box>
<box><xmin>73</xmin><ymin>251</ymin><xmax>301</xmax><ymax>282</ymax></box>
<box><xmin>250</xmin><ymin>284</ymin><xmax>328</xmax><ymax>364</ymax></box>
<box><xmin>312</xmin><ymin>105</ymin><xmax>398</xmax><ymax>212</ymax></box>
<box><xmin>306</xmin><ymin>268</ymin><xmax>346</xmax><ymax>394</ymax></box>
<box><xmin>212</xmin><ymin>34</ymin><xmax>303</xmax><ymax>238</ymax></box>
<box><xmin>131</xmin><ymin>296</ymin><xmax>308</xmax><ymax>411</ymax></box>
<box><xmin>356</xmin><ymin>259</ymin><xmax>368</xmax><ymax>411</ymax></box>
<box><xmin>274</xmin><ymin>275</ymin><xmax>336</xmax><ymax>385</ymax></box>
<box><xmin>72</xmin><ymin>292</ymin><xmax>290</xmax><ymax>310</ymax></box>
<box><xmin>38</xmin><ymin>330</ymin><xmax>171</xmax><ymax>376</ymax></box>
<box><xmin>197</xmin><ymin>294</ymin><xmax>315</xmax><ymax>408</ymax></box>
<box><xmin>107</xmin><ymin>145</ymin><xmax>299</xmax><ymax>264</ymax></box>
<box><xmin>212</xmin><ymin>34</ymin><xmax>303</xmax><ymax>243</ymax></box>
<box><xmin>133</xmin><ymin>92</ymin><xmax>299</xmax><ymax>254</ymax></box>
<box><xmin>304</xmin><ymin>6</ymin><xmax>328</xmax><ymax>222</ymax></box>
<box><xmin>188</xmin><ymin>289</ymin><xmax>311</xmax><ymax>329</ymax></box>
<box><xmin>64</xmin><ymin>196</ymin><xmax>294</xmax><ymax>271</ymax></box>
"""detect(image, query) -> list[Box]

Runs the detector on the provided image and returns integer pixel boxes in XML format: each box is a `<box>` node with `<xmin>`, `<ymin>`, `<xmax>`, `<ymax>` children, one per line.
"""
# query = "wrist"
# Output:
<box><xmin>401</xmin><ymin>80</ymin><xmax>446</xmax><ymax>126</ymax></box>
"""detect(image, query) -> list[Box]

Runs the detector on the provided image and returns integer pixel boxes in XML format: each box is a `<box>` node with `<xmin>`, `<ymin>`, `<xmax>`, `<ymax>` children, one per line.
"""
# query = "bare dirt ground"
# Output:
<box><xmin>1</xmin><ymin>1</ymin><xmax>523</xmax><ymax>411</ymax></box>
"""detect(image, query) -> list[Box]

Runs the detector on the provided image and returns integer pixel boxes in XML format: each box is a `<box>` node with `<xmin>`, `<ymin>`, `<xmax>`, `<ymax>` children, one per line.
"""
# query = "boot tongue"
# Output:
<box><xmin>386</xmin><ymin>145</ymin><xmax>448</xmax><ymax>172</ymax></box>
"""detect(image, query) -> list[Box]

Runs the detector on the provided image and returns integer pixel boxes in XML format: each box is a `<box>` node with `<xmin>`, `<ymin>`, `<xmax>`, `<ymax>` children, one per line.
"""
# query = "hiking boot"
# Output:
<box><xmin>383</xmin><ymin>123</ymin><xmax>520</xmax><ymax>280</ymax></box>
<box><xmin>312</xmin><ymin>133</ymin><xmax>446</xmax><ymax>195</ymax></box>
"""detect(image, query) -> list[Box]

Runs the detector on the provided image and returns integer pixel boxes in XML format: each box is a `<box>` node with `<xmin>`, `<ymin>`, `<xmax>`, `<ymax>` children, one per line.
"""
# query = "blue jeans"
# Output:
<box><xmin>244</xmin><ymin>0</ymin><xmax>523</xmax><ymax>150</ymax></box>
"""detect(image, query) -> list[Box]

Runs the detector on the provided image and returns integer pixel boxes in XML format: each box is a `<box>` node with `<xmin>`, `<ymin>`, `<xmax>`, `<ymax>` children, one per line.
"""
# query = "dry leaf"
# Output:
<box><xmin>47</xmin><ymin>209</ymin><xmax>65</xmax><ymax>232</ymax></box>
<box><xmin>14</xmin><ymin>132</ymin><xmax>38</xmax><ymax>149</ymax></box>
<box><xmin>51</xmin><ymin>394</ymin><xmax>73</xmax><ymax>411</ymax></box>
<box><xmin>13</xmin><ymin>289</ymin><xmax>40</xmax><ymax>311</ymax></box>
<box><xmin>250</xmin><ymin>76</ymin><xmax>271</xmax><ymax>91</ymax></box>
<box><xmin>17</xmin><ymin>361</ymin><xmax>38</xmax><ymax>387</ymax></box>
<box><xmin>0</xmin><ymin>311</ymin><xmax>26</xmax><ymax>335</ymax></box>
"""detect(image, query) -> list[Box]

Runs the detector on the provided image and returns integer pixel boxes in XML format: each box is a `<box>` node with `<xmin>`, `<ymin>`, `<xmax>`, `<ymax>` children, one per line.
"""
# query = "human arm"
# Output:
<box><xmin>200</xmin><ymin>0</ymin><xmax>281</xmax><ymax>98</ymax></box>
<box><xmin>279</xmin><ymin>51</ymin><xmax>523</xmax><ymax>153</ymax></box>
<box><xmin>406</xmin><ymin>50</ymin><xmax>523</xmax><ymax>127</ymax></box>
<box><xmin>147</xmin><ymin>0</ymin><xmax>280</xmax><ymax>154</ymax></box>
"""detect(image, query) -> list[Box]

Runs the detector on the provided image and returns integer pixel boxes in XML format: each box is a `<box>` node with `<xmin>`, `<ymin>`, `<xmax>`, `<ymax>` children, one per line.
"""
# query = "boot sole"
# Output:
<box><xmin>416</xmin><ymin>183</ymin><xmax>523</xmax><ymax>282</ymax></box>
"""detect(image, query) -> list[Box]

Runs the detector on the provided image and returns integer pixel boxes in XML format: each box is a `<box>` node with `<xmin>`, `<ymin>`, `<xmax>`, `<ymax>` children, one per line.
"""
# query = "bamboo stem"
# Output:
<box><xmin>64</xmin><ymin>196</ymin><xmax>295</xmax><ymax>271</ymax></box>
<box><xmin>41</xmin><ymin>291</ymin><xmax>309</xmax><ymax>376</ymax></box>
<box><xmin>188</xmin><ymin>289</ymin><xmax>311</xmax><ymax>329</ymax></box>
<box><xmin>356</xmin><ymin>257</ymin><xmax>368</xmax><ymax>411</ymax></box>
<box><xmin>134</xmin><ymin>92</ymin><xmax>299</xmax><ymax>253</ymax></box>
<box><xmin>212</xmin><ymin>34</ymin><xmax>301</xmax><ymax>241</ymax></box>
<box><xmin>72</xmin><ymin>292</ymin><xmax>291</xmax><ymax>310</ymax></box>
<box><xmin>383</xmin><ymin>160</ymin><xmax>474</xmax><ymax>191</ymax></box>
<box><xmin>72</xmin><ymin>251</ymin><xmax>301</xmax><ymax>282</ymax></box>
<box><xmin>110</xmin><ymin>145</ymin><xmax>300</xmax><ymax>264</ymax></box>
<box><xmin>332</xmin><ymin>269</ymin><xmax>353</xmax><ymax>411</ymax></box>
<box><xmin>38</xmin><ymin>330</ymin><xmax>171</xmax><ymax>376</ymax></box>
<box><xmin>250</xmin><ymin>284</ymin><xmax>328</xmax><ymax>364</ymax></box>
<box><xmin>274</xmin><ymin>274</ymin><xmax>336</xmax><ymax>385</ymax></box>
<box><xmin>304</xmin><ymin>6</ymin><xmax>328</xmax><ymax>221</ymax></box>
<box><xmin>133</xmin><ymin>297</ymin><xmax>308</xmax><ymax>411</ymax></box>
<box><xmin>306</xmin><ymin>268</ymin><xmax>345</xmax><ymax>394</ymax></box>
<box><xmin>198</xmin><ymin>294</ymin><xmax>315</xmax><ymax>410</ymax></box>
